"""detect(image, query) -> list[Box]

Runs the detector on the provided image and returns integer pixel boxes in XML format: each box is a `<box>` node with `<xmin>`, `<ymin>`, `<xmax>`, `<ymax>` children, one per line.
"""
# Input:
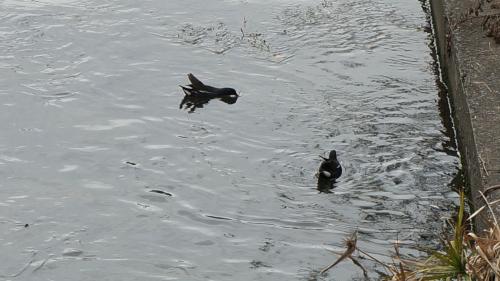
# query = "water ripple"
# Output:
<box><xmin>0</xmin><ymin>0</ymin><xmax>458</xmax><ymax>280</ymax></box>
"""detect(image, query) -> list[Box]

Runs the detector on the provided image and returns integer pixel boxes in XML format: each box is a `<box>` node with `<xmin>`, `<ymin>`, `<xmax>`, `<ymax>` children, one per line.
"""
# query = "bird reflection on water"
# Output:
<box><xmin>179</xmin><ymin>94</ymin><xmax>238</xmax><ymax>113</ymax></box>
<box><xmin>179</xmin><ymin>73</ymin><xmax>239</xmax><ymax>113</ymax></box>
<box><xmin>317</xmin><ymin>175</ymin><xmax>337</xmax><ymax>193</ymax></box>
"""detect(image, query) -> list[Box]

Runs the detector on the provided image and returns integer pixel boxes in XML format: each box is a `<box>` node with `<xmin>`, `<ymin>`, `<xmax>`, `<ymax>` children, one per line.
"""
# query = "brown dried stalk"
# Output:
<box><xmin>320</xmin><ymin>231</ymin><xmax>368</xmax><ymax>277</ymax></box>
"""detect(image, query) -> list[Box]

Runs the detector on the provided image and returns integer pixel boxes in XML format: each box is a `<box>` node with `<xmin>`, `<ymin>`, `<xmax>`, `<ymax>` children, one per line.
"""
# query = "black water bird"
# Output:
<box><xmin>318</xmin><ymin>150</ymin><xmax>342</xmax><ymax>181</ymax></box>
<box><xmin>179</xmin><ymin>73</ymin><xmax>239</xmax><ymax>113</ymax></box>
<box><xmin>316</xmin><ymin>150</ymin><xmax>342</xmax><ymax>192</ymax></box>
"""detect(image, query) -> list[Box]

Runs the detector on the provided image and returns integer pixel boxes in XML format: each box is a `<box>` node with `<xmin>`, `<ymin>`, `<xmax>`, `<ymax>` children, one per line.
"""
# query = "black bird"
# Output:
<box><xmin>179</xmin><ymin>73</ymin><xmax>239</xmax><ymax>113</ymax></box>
<box><xmin>181</xmin><ymin>73</ymin><xmax>238</xmax><ymax>98</ymax></box>
<box><xmin>316</xmin><ymin>150</ymin><xmax>342</xmax><ymax>192</ymax></box>
<box><xmin>318</xmin><ymin>150</ymin><xmax>342</xmax><ymax>181</ymax></box>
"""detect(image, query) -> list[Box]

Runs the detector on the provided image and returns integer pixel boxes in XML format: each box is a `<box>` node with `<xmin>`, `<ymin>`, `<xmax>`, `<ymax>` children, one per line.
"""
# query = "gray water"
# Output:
<box><xmin>0</xmin><ymin>0</ymin><xmax>459</xmax><ymax>280</ymax></box>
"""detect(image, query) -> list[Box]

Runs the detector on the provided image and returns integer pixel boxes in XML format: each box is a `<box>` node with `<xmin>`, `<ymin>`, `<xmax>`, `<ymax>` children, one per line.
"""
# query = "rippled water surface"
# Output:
<box><xmin>1</xmin><ymin>0</ymin><xmax>459</xmax><ymax>280</ymax></box>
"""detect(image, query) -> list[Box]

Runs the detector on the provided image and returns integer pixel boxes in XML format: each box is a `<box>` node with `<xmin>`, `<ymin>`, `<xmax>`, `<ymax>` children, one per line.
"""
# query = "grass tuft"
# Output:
<box><xmin>321</xmin><ymin>190</ymin><xmax>500</xmax><ymax>280</ymax></box>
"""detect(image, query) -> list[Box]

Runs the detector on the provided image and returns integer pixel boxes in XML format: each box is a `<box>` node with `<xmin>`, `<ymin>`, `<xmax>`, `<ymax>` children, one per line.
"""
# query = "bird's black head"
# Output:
<box><xmin>219</xmin><ymin>88</ymin><xmax>238</xmax><ymax>97</ymax></box>
<box><xmin>328</xmin><ymin>150</ymin><xmax>337</xmax><ymax>160</ymax></box>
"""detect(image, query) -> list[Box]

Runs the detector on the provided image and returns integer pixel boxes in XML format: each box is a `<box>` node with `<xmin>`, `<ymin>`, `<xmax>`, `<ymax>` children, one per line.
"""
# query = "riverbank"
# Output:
<box><xmin>429</xmin><ymin>0</ymin><xmax>500</xmax><ymax>229</ymax></box>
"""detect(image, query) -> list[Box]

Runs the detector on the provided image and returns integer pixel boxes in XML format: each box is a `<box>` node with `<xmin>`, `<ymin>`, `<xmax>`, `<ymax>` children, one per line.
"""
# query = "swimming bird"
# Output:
<box><xmin>318</xmin><ymin>150</ymin><xmax>342</xmax><ymax>181</ymax></box>
<box><xmin>179</xmin><ymin>73</ymin><xmax>239</xmax><ymax>112</ymax></box>
<box><xmin>180</xmin><ymin>73</ymin><xmax>238</xmax><ymax>98</ymax></box>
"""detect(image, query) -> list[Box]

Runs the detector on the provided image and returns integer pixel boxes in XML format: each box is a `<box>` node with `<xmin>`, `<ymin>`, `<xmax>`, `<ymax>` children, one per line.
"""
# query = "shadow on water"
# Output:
<box><xmin>422</xmin><ymin>0</ymin><xmax>464</xmax><ymax>194</ymax></box>
<box><xmin>449</xmin><ymin>168</ymin><xmax>465</xmax><ymax>192</ymax></box>
<box><xmin>421</xmin><ymin>0</ymin><xmax>459</xmax><ymax>158</ymax></box>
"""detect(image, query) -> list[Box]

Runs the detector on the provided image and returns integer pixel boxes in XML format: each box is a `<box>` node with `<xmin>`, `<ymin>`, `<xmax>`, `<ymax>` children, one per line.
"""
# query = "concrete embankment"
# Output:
<box><xmin>429</xmin><ymin>0</ymin><xmax>500</xmax><ymax>229</ymax></box>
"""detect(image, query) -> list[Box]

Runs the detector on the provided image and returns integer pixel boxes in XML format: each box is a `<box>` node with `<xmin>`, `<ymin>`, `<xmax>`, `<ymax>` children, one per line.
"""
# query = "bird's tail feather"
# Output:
<box><xmin>179</xmin><ymin>85</ymin><xmax>192</xmax><ymax>95</ymax></box>
<box><xmin>187</xmin><ymin>73</ymin><xmax>206</xmax><ymax>90</ymax></box>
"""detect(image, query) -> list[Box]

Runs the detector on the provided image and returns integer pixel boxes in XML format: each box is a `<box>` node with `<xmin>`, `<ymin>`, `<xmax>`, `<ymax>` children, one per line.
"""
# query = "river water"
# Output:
<box><xmin>0</xmin><ymin>0</ymin><xmax>459</xmax><ymax>280</ymax></box>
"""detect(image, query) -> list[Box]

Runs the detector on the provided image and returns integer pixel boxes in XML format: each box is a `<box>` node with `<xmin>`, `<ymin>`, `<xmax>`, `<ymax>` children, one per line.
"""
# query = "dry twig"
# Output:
<box><xmin>320</xmin><ymin>232</ymin><xmax>368</xmax><ymax>277</ymax></box>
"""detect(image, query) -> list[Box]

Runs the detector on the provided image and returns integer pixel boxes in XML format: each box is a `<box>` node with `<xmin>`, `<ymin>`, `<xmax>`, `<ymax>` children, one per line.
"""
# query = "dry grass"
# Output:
<box><xmin>465</xmin><ymin>192</ymin><xmax>500</xmax><ymax>280</ymax></box>
<box><xmin>321</xmin><ymin>191</ymin><xmax>500</xmax><ymax>280</ymax></box>
<box><xmin>467</xmin><ymin>226</ymin><xmax>500</xmax><ymax>280</ymax></box>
